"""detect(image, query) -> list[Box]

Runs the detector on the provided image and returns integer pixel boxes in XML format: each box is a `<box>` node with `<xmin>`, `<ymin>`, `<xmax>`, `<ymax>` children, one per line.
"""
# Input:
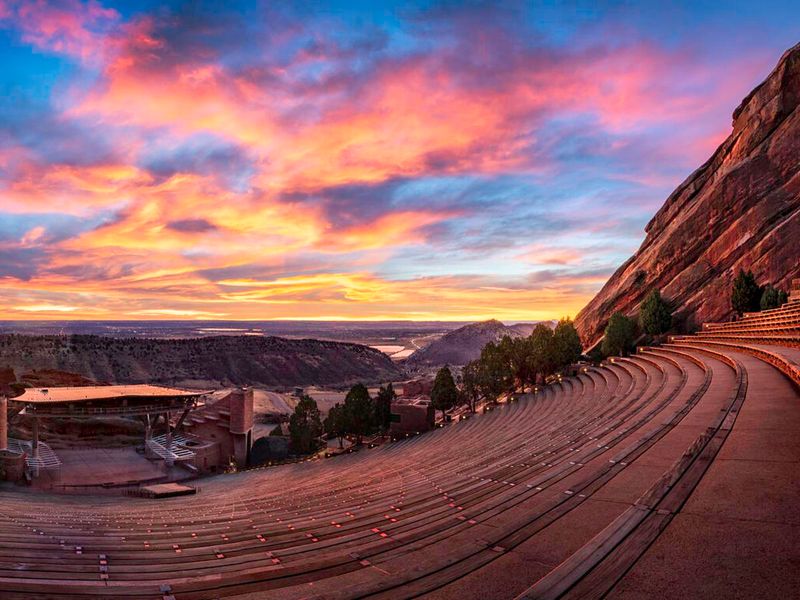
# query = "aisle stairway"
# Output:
<box><xmin>0</xmin><ymin>295</ymin><xmax>798</xmax><ymax>599</ymax></box>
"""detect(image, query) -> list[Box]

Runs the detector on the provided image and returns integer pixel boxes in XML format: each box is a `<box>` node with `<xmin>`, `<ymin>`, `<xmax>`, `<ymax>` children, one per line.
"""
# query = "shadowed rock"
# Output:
<box><xmin>576</xmin><ymin>42</ymin><xmax>800</xmax><ymax>348</ymax></box>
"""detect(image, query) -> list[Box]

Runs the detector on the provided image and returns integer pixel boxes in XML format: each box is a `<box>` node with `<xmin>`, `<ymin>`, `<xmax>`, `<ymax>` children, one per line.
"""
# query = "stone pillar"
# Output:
<box><xmin>0</xmin><ymin>396</ymin><xmax>7</xmax><ymax>451</ymax></box>
<box><xmin>31</xmin><ymin>415</ymin><xmax>39</xmax><ymax>478</ymax></box>
<box><xmin>164</xmin><ymin>411</ymin><xmax>174</xmax><ymax>467</ymax></box>
<box><xmin>31</xmin><ymin>416</ymin><xmax>39</xmax><ymax>457</ymax></box>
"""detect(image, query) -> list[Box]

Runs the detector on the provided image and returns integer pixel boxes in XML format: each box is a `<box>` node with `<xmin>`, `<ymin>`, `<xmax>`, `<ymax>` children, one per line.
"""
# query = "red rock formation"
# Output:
<box><xmin>576</xmin><ymin>42</ymin><xmax>800</xmax><ymax>348</ymax></box>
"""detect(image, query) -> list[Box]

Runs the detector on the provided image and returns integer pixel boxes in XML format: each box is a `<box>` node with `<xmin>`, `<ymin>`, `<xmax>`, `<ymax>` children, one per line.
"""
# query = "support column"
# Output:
<box><xmin>0</xmin><ymin>396</ymin><xmax>7</xmax><ymax>451</ymax></box>
<box><xmin>31</xmin><ymin>415</ymin><xmax>39</xmax><ymax>477</ymax></box>
<box><xmin>164</xmin><ymin>411</ymin><xmax>174</xmax><ymax>467</ymax></box>
<box><xmin>31</xmin><ymin>416</ymin><xmax>39</xmax><ymax>457</ymax></box>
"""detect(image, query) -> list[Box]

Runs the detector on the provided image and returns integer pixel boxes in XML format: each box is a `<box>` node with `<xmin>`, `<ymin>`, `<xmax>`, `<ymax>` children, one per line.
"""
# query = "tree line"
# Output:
<box><xmin>731</xmin><ymin>269</ymin><xmax>789</xmax><ymax>314</ymax></box>
<box><xmin>598</xmin><ymin>270</ymin><xmax>790</xmax><ymax>358</ymax></box>
<box><xmin>457</xmin><ymin>318</ymin><xmax>583</xmax><ymax>412</ymax></box>
<box><xmin>281</xmin><ymin>383</ymin><xmax>399</xmax><ymax>455</ymax></box>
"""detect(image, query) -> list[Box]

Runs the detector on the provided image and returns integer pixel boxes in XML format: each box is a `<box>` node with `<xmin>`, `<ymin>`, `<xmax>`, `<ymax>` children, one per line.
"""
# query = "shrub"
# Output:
<box><xmin>431</xmin><ymin>366</ymin><xmax>458</xmax><ymax>420</ymax></box>
<box><xmin>639</xmin><ymin>289</ymin><xmax>672</xmax><ymax>335</ymax></box>
<box><xmin>601</xmin><ymin>312</ymin><xmax>636</xmax><ymax>357</ymax></box>
<box><xmin>731</xmin><ymin>269</ymin><xmax>762</xmax><ymax>315</ymax></box>
<box><xmin>760</xmin><ymin>285</ymin><xmax>788</xmax><ymax>310</ymax></box>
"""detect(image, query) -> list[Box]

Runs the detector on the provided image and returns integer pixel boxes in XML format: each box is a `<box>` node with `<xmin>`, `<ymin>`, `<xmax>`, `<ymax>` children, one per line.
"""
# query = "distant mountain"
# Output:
<box><xmin>405</xmin><ymin>320</ymin><xmax>543</xmax><ymax>368</ymax></box>
<box><xmin>576</xmin><ymin>42</ymin><xmax>800</xmax><ymax>348</ymax></box>
<box><xmin>0</xmin><ymin>334</ymin><xmax>403</xmax><ymax>389</ymax></box>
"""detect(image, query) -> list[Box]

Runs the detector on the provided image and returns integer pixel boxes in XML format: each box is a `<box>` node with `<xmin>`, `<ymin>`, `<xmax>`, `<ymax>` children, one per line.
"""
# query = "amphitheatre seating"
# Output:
<box><xmin>1</xmin><ymin>304</ymin><xmax>798</xmax><ymax>598</ymax></box>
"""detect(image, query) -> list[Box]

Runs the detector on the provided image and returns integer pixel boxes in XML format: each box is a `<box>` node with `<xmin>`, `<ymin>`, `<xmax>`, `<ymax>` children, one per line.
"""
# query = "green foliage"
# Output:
<box><xmin>374</xmin><ymin>383</ymin><xmax>396</xmax><ymax>431</ymax></box>
<box><xmin>343</xmin><ymin>383</ymin><xmax>373</xmax><ymax>444</ymax></box>
<box><xmin>731</xmin><ymin>269</ymin><xmax>762</xmax><ymax>315</ymax></box>
<box><xmin>323</xmin><ymin>402</ymin><xmax>347</xmax><ymax>448</ymax></box>
<box><xmin>638</xmin><ymin>289</ymin><xmax>672</xmax><ymax>335</ymax></box>
<box><xmin>528</xmin><ymin>323</ymin><xmax>556</xmax><ymax>379</ymax></box>
<box><xmin>586</xmin><ymin>345</ymin><xmax>604</xmax><ymax>364</ymax></box>
<box><xmin>288</xmin><ymin>394</ymin><xmax>322</xmax><ymax>455</ymax></box>
<box><xmin>460</xmin><ymin>360</ymin><xmax>483</xmax><ymax>412</ymax></box>
<box><xmin>601</xmin><ymin>312</ymin><xmax>636</xmax><ymax>357</ymax></box>
<box><xmin>552</xmin><ymin>318</ymin><xmax>583</xmax><ymax>366</ymax></box>
<box><xmin>460</xmin><ymin>319</ymin><xmax>584</xmax><ymax>406</ymax></box>
<box><xmin>431</xmin><ymin>366</ymin><xmax>458</xmax><ymax>419</ymax></box>
<box><xmin>760</xmin><ymin>285</ymin><xmax>788</xmax><ymax>310</ymax></box>
<box><xmin>477</xmin><ymin>341</ymin><xmax>515</xmax><ymax>398</ymax></box>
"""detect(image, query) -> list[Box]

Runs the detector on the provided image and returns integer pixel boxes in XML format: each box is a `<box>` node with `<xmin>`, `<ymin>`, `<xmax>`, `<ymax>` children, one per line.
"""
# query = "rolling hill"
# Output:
<box><xmin>404</xmin><ymin>319</ymin><xmax>541</xmax><ymax>369</ymax></box>
<box><xmin>0</xmin><ymin>334</ymin><xmax>403</xmax><ymax>389</ymax></box>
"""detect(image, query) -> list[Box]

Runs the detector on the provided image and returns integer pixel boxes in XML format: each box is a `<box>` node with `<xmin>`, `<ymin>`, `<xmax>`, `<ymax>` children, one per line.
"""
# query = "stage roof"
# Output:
<box><xmin>13</xmin><ymin>384</ymin><xmax>207</xmax><ymax>404</ymax></box>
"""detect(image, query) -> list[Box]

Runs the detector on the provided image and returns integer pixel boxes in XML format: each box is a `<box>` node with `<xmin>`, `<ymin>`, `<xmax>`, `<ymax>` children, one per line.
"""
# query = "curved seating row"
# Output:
<box><xmin>1</xmin><ymin>301</ymin><xmax>798</xmax><ymax>599</ymax></box>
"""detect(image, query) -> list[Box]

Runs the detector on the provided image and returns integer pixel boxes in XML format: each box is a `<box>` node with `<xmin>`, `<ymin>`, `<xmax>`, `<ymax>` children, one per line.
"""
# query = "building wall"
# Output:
<box><xmin>389</xmin><ymin>401</ymin><xmax>435</xmax><ymax>437</ymax></box>
<box><xmin>182</xmin><ymin>387</ymin><xmax>254</xmax><ymax>470</ymax></box>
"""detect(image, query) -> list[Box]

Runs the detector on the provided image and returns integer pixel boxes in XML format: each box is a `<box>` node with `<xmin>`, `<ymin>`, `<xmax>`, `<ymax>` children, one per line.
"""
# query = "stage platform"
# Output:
<box><xmin>139</xmin><ymin>482</ymin><xmax>197</xmax><ymax>498</ymax></box>
<box><xmin>55</xmin><ymin>447</ymin><xmax>166</xmax><ymax>487</ymax></box>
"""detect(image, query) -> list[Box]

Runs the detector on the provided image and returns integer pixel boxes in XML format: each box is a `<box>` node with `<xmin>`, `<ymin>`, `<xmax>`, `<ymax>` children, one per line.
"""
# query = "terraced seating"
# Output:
<box><xmin>1</xmin><ymin>306</ymin><xmax>798</xmax><ymax>599</ymax></box>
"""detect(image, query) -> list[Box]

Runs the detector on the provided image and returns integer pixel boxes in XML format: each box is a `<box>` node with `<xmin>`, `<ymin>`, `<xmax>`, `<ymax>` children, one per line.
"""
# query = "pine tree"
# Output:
<box><xmin>431</xmin><ymin>366</ymin><xmax>458</xmax><ymax>421</ymax></box>
<box><xmin>639</xmin><ymin>290</ymin><xmax>672</xmax><ymax>335</ymax></box>
<box><xmin>731</xmin><ymin>269</ymin><xmax>762</xmax><ymax>315</ymax></box>
<box><xmin>601</xmin><ymin>313</ymin><xmax>636</xmax><ymax>357</ymax></box>
<box><xmin>552</xmin><ymin>318</ymin><xmax>583</xmax><ymax>368</ymax></box>
<box><xmin>288</xmin><ymin>394</ymin><xmax>322</xmax><ymax>454</ymax></box>
<box><xmin>343</xmin><ymin>383</ymin><xmax>373</xmax><ymax>445</ymax></box>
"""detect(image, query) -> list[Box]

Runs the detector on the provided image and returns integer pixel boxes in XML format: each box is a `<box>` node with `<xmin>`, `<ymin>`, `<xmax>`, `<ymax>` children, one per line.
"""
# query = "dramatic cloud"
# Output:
<box><xmin>0</xmin><ymin>1</ymin><xmax>797</xmax><ymax>320</ymax></box>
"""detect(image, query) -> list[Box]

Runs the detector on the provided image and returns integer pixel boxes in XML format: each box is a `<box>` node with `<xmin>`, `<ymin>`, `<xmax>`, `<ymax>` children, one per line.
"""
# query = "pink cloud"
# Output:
<box><xmin>4</xmin><ymin>0</ymin><xmax>120</xmax><ymax>63</ymax></box>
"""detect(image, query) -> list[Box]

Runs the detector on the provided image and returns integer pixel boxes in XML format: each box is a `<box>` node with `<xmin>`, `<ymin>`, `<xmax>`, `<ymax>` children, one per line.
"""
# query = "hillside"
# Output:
<box><xmin>0</xmin><ymin>334</ymin><xmax>403</xmax><ymax>389</ymax></box>
<box><xmin>576</xmin><ymin>43</ymin><xmax>800</xmax><ymax>348</ymax></box>
<box><xmin>405</xmin><ymin>319</ymin><xmax>539</xmax><ymax>368</ymax></box>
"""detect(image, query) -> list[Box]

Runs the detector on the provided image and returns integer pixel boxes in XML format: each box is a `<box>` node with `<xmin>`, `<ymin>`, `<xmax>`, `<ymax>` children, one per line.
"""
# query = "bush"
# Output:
<box><xmin>601</xmin><ymin>313</ymin><xmax>636</xmax><ymax>357</ymax></box>
<box><xmin>552</xmin><ymin>318</ymin><xmax>583</xmax><ymax>368</ymax></box>
<box><xmin>760</xmin><ymin>285</ymin><xmax>788</xmax><ymax>310</ymax></box>
<box><xmin>639</xmin><ymin>289</ymin><xmax>672</xmax><ymax>335</ymax></box>
<box><xmin>731</xmin><ymin>269</ymin><xmax>762</xmax><ymax>315</ymax></box>
<box><xmin>288</xmin><ymin>395</ymin><xmax>322</xmax><ymax>454</ymax></box>
<box><xmin>431</xmin><ymin>366</ymin><xmax>458</xmax><ymax>420</ymax></box>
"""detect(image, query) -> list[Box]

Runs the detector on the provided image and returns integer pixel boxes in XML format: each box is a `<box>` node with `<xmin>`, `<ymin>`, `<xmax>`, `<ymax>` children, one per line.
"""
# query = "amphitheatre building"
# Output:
<box><xmin>0</xmin><ymin>281</ymin><xmax>798</xmax><ymax>598</ymax></box>
<box><xmin>0</xmin><ymin>385</ymin><xmax>254</xmax><ymax>491</ymax></box>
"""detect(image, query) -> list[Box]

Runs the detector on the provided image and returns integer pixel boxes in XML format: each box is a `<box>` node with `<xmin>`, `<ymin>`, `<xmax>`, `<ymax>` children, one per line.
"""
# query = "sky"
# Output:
<box><xmin>0</xmin><ymin>1</ymin><xmax>798</xmax><ymax>322</ymax></box>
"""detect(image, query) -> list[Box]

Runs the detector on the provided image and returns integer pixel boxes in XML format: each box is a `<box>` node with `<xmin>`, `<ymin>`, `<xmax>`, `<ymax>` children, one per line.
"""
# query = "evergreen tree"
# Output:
<box><xmin>639</xmin><ymin>289</ymin><xmax>672</xmax><ymax>335</ymax></box>
<box><xmin>731</xmin><ymin>269</ymin><xmax>762</xmax><ymax>315</ymax></box>
<box><xmin>760</xmin><ymin>284</ymin><xmax>788</xmax><ymax>310</ymax></box>
<box><xmin>477</xmin><ymin>341</ymin><xmax>514</xmax><ymax>399</ymax></box>
<box><xmin>323</xmin><ymin>403</ymin><xmax>347</xmax><ymax>448</ymax></box>
<box><xmin>431</xmin><ymin>366</ymin><xmax>458</xmax><ymax>421</ymax></box>
<box><xmin>374</xmin><ymin>383</ymin><xmax>396</xmax><ymax>431</ymax></box>
<box><xmin>529</xmin><ymin>323</ymin><xmax>556</xmax><ymax>382</ymax></box>
<box><xmin>288</xmin><ymin>394</ymin><xmax>322</xmax><ymax>455</ymax></box>
<box><xmin>552</xmin><ymin>318</ymin><xmax>583</xmax><ymax>368</ymax></box>
<box><xmin>601</xmin><ymin>312</ymin><xmax>636</xmax><ymax>357</ymax></box>
<box><xmin>343</xmin><ymin>383</ymin><xmax>373</xmax><ymax>445</ymax></box>
<box><xmin>497</xmin><ymin>335</ymin><xmax>533</xmax><ymax>390</ymax></box>
<box><xmin>461</xmin><ymin>360</ymin><xmax>483</xmax><ymax>413</ymax></box>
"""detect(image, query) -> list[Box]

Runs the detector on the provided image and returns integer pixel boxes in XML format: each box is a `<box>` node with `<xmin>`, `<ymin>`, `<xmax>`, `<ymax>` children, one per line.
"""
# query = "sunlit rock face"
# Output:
<box><xmin>576</xmin><ymin>42</ymin><xmax>800</xmax><ymax>348</ymax></box>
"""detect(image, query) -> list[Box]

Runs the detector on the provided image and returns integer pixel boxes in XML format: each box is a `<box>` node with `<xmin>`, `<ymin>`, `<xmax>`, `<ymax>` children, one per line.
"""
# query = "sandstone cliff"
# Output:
<box><xmin>576</xmin><ymin>42</ymin><xmax>800</xmax><ymax>348</ymax></box>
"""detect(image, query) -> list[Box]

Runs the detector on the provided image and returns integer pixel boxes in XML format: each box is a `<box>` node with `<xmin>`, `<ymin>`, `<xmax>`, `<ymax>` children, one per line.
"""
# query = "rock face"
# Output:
<box><xmin>0</xmin><ymin>334</ymin><xmax>403</xmax><ymax>389</ymax></box>
<box><xmin>576</xmin><ymin>43</ymin><xmax>800</xmax><ymax>348</ymax></box>
<box><xmin>405</xmin><ymin>319</ymin><xmax>539</xmax><ymax>369</ymax></box>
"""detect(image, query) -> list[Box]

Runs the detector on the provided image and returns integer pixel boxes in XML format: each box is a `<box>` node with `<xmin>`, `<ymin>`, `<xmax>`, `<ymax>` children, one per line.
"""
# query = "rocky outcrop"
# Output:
<box><xmin>405</xmin><ymin>319</ymin><xmax>539</xmax><ymax>368</ymax></box>
<box><xmin>0</xmin><ymin>334</ymin><xmax>403</xmax><ymax>389</ymax></box>
<box><xmin>576</xmin><ymin>42</ymin><xmax>800</xmax><ymax>348</ymax></box>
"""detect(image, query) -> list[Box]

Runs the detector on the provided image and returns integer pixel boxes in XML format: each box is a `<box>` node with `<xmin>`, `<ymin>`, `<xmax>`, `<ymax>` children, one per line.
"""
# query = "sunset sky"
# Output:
<box><xmin>0</xmin><ymin>1</ymin><xmax>798</xmax><ymax>321</ymax></box>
